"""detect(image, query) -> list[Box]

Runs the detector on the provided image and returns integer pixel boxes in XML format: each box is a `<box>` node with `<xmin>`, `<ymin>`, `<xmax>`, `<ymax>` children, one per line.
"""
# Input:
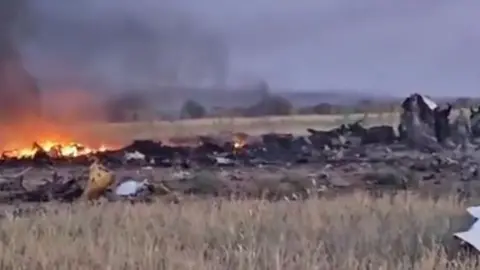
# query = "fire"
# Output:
<box><xmin>0</xmin><ymin>116</ymin><xmax>113</xmax><ymax>159</ymax></box>
<box><xmin>233</xmin><ymin>133</ymin><xmax>248</xmax><ymax>150</ymax></box>
<box><xmin>0</xmin><ymin>87</ymin><xmax>120</xmax><ymax>159</ymax></box>
<box><xmin>2</xmin><ymin>141</ymin><xmax>109</xmax><ymax>159</ymax></box>
<box><xmin>233</xmin><ymin>141</ymin><xmax>245</xmax><ymax>149</ymax></box>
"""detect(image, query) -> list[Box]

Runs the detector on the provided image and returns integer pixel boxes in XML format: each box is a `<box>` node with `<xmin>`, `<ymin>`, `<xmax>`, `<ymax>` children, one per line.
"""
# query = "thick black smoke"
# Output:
<box><xmin>20</xmin><ymin>0</ymin><xmax>229</xmax><ymax>90</ymax></box>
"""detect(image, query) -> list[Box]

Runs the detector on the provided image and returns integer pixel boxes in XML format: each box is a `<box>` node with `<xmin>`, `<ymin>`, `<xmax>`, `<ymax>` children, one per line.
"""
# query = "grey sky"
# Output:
<box><xmin>17</xmin><ymin>0</ymin><xmax>480</xmax><ymax>96</ymax></box>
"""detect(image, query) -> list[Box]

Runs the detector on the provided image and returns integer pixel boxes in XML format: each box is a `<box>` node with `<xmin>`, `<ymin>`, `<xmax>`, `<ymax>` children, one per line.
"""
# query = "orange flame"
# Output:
<box><xmin>233</xmin><ymin>133</ymin><xmax>248</xmax><ymax>150</ymax></box>
<box><xmin>2</xmin><ymin>141</ymin><xmax>109</xmax><ymax>159</ymax></box>
<box><xmin>0</xmin><ymin>114</ymin><xmax>114</xmax><ymax>159</ymax></box>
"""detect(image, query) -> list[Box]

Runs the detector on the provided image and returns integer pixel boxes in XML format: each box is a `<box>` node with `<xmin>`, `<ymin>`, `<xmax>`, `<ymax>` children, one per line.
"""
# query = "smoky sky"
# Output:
<box><xmin>15</xmin><ymin>0</ymin><xmax>480</xmax><ymax>96</ymax></box>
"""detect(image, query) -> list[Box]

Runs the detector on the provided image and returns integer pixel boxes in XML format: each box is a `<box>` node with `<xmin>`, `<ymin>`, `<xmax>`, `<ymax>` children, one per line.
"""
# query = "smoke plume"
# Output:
<box><xmin>7</xmin><ymin>0</ymin><xmax>480</xmax><ymax>97</ymax></box>
<box><xmin>20</xmin><ymin>0</ymin><xmax>229</xmax><ymax>90</ymax></box>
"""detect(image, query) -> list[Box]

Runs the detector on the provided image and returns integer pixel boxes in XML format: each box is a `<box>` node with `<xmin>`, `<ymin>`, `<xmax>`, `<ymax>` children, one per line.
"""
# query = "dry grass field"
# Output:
<box><xmin>0</xmin><ymin>192</ymin><xmax>477</xmax><ymax>269</ymax></box>
<box><xmin>0</xmin><ymin>112</ymin><xmax>391</xmax><ymax>149</ymax></box>
<box><xmin>70</xmin><ymin>112</ymin><xmax>401</xmax><ymax>145</ymax></box>
<box><xmin>68</xmin><ymin>108</ymin><xmax>468</xmax><ymax>146</ymax></box>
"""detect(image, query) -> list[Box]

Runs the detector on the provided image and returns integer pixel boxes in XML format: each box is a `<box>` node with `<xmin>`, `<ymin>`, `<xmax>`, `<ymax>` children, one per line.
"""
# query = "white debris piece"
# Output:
<box><xmin>124</xmin><ymin>151</ymin><xmax>145</xmax><ymax>161</ymax></box>
<box><xmin>467</xmin><ymin>206</ymin><xmax>480</xmax><ymax>219</ymax></box>
<box><xmin>115</xmin><ymin>179</ymin><xmax>150</xmax><ymax>196</ymax></box>
<box><xmin>419</xmin><ymin>94</ymin><xmax>438</xmax><ymax>110</ymax></box>
<box><xmin>214</xmin><ymin>156</ymin><xmax>234</xmax><ymax>165</ymax></box>
<box><xmin>454</xmin><ymin>206</ymin><xmax>480</xmax><ymax>251</ymax></box>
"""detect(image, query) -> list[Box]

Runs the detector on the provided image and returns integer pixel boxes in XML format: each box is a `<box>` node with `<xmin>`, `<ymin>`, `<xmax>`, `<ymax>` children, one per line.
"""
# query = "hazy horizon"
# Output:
<box><xmin>15</xmin><ymin>0</ymin><xmax>480</xmax><ymax>97</ymax></box>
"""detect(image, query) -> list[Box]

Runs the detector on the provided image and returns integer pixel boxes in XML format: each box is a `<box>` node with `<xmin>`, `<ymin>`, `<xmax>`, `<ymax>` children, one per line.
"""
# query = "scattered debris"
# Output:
<box><xmin>0</xmin><ymin>93</ymin><xmax>475</xmax><ymax>204</ymax></box>
<box><xmin>84</xmin><ymin>160</ymin><xmax>115</xmax><ymax>200</ymax></box>
<box><xmin>115</xmin><ymin>179</ymin><xmax>153</xmax><ymax>197</ymax></box>
<box><xmin>124</xmin><ymin>151</ymin><xmax>146</xmax><ymax>162</ymax></box>
<box><xmin>454</xmin><ymin>206</ymin><xmax>480</xmax><ymax>252</ymax></box>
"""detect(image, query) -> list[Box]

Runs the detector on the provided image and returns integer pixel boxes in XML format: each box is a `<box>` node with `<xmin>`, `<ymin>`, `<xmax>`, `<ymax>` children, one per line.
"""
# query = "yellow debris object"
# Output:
<box><xmin>84</xmin><ymin>160</ymin><xmax>115</xmax><ymax>200</ymax></box>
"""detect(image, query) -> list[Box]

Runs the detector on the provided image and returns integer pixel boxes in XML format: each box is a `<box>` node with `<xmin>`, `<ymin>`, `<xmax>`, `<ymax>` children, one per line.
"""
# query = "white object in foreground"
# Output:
<box><xmin>453</xmin><ymin>206</ymin><xmax>480</xmax><ymax>251</ymax></box>
<box><xmin>124</xmin><ymin>151</ymin><xmax>146</xmax><ymax>161</ymax></box>
<box><xmin>115</xmin><ymin>179</ymin><xmax>150</xmax><ymax>196</ymax></box>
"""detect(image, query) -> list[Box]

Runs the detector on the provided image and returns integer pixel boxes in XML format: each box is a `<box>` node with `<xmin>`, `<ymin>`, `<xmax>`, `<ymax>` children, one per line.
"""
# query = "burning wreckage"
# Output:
<box><xmin>0</xmin><ymin>93</ymin><xmax>480</xmax><ymax>204</ymax></box>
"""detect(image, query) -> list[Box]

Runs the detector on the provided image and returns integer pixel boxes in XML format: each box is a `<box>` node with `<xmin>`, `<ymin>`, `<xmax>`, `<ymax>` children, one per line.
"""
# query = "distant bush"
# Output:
<box><xmin>105</xmin><ymin>92</ymin><xmax>150</xmax><ymax>122</ymax></box>
<box><xmin>180</xmin><ymin>99</ymin><xmax>206</xmax><ymax>119</ymax></box>
<box><xmin>245</xmin><ymin>95</ymin><xmax>293</xmax><ymax>117</ymax></box>
<box><xmin>312</xmin><ymin>103</ymin><xmax>335</xmax><ymax>114</ymax></box>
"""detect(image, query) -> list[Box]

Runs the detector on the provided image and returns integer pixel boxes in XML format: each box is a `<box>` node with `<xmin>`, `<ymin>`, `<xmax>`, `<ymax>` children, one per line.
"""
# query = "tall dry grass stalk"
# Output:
<box><xmin>0</xmin><ymin>192</ymin><xmax>477</xmax><ymax>269</ymax></box>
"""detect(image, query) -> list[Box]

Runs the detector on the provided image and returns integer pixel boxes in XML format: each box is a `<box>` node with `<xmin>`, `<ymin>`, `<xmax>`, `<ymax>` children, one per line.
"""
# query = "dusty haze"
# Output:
<box><xmin>14</xmin><ymin>0</ymin><xmax>480</xmax><ymax>97</ymax></box>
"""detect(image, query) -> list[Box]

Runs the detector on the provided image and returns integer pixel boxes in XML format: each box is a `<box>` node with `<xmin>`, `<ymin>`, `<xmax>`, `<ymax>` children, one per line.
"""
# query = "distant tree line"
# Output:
<box><xmin>177</xmin><ymin>96</ymin><xmax>480</xmax><ymax>119</ymax></box>
<box><xmin>104</xmin><ymin>90</ymin><xmax>480</xmax><ymax>122</ymax></box>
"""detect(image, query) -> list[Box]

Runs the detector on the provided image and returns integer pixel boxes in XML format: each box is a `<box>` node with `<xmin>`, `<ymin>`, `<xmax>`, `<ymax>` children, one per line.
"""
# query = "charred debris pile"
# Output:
<box><xmin>0</xmin><ymin>93</ymin><xmax>477</xmax><ymax>169</ymax></box>
<box><xmin>0</xmin><ymin>93</ymin><xmax>480</xmax><ymax>205</ymax></box>
<box><xmin>0</xmin><ymin>124</ymin><xmax>456</xmax><ymax>168</ymax></box>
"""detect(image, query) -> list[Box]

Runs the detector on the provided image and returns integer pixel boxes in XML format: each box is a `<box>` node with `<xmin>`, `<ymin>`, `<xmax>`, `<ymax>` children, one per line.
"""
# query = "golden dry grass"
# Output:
<box><xmin>58</xmin><ymin>108</ymin><xmax>466</xmax><ymax>146</ymax></box>
<box><xmin>70</xmin><ymin>112</ymin><xmax>402</xmax><ymax>145</ymax></box>
<box><xmin>1</xmin><ymin>192</ymin><xmax>478</xmax><ymax>269</ymax></box>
